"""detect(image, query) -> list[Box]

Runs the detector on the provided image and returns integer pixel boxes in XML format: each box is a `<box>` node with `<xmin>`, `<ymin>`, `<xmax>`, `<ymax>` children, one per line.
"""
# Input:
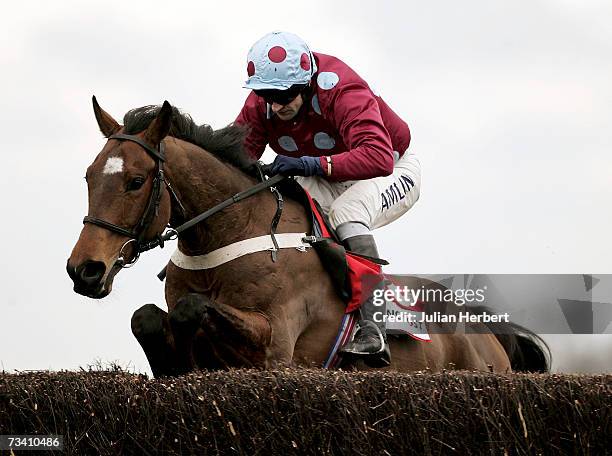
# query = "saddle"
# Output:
<box><xmin>276</xmin><ymin>179</ymin><xmax>387</xmax><ymax>314</ymax></box>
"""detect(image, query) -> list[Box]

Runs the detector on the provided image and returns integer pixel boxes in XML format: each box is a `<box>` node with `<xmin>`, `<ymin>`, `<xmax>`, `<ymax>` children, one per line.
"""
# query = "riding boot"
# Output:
<box><xmin>339</xmin><ymin>233</ymin><xmax>391</xmax><ymax>368</ymax></box>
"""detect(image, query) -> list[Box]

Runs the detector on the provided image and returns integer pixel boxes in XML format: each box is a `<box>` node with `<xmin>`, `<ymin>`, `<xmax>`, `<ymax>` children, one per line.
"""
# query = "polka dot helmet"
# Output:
<box><xmin>243</xmin><ymin>31</ymin><xmax>318</xmax><ymax>91</ymax></box>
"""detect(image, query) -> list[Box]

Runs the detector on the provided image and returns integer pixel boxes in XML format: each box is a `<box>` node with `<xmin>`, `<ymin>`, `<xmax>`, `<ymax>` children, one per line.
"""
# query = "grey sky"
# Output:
<box><xmin>1</xmin><ymin>0</ymin><xmax>610</xmax><ymax>375</ymax></box>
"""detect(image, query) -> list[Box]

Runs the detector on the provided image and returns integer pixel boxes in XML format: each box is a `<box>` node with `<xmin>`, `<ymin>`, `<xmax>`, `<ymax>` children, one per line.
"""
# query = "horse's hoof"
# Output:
<box><xmin>131</xmin><ymin>303</ymin><xmax>165</xmax><ymax>338</ymax></box>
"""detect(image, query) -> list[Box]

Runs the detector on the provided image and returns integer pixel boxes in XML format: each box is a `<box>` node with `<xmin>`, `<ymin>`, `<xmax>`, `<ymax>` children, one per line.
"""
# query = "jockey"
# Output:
<box><xmin>235</xmin><ymin>31</ymin><xmax>421</xmax><ymax>367</ymax></box>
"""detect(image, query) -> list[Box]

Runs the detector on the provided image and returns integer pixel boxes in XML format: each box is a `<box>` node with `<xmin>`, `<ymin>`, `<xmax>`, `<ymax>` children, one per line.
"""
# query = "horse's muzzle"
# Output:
<box><xmin>66</xmin><ymin>259</ymin><xmax>109</xmax><ymax>298</ymax></box>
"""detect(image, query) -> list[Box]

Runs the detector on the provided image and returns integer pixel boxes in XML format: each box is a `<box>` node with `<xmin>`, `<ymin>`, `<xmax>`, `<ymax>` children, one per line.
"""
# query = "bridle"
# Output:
<box><xmin>83</xmin><ymin>133</ymin><xmax>179</xmax><ymax>268</ymax></box>
<box><xmin>82</xmin><ymin>133</ymin><xmax>286</xmax><ymax>269</ymax></box>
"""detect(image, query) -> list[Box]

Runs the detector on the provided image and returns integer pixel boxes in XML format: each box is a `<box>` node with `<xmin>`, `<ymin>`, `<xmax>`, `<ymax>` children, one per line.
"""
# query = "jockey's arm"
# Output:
<box><xmin>234</xmin><ymin>92</ymin><xmax>268</xmax><ymax>160</ymax></box>
<box><xmin>322</xmin><ymin>82</ymin><xmax>395</xmax><ymax>182</ymax></box>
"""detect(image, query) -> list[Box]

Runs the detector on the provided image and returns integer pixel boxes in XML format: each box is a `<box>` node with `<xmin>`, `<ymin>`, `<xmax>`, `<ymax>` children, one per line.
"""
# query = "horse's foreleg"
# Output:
<box><xmin>131</xmin><ymin>303</ymin><xmax>178</xmax><ymax>377</ymax></box>
<box><xmin>194</xmin><ymin>296</ymin><xmax>272</xmax><ymax>368</ymax></box>
<box><xmin>167</xmin><ymin>294</ymin><xmax>207</xmax><ymax>375</ymax></box>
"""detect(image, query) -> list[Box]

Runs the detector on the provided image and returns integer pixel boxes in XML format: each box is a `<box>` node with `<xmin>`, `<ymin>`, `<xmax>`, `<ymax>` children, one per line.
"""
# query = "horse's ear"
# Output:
<box><xmin>92</xmin><ymin>96</ymin><xmax>121</xmax><ymax>138</ymax></box>
<box><xmin>144</xmin><ymin>101</ymin><xmax>173</xmax><ymax>145</ymax></box>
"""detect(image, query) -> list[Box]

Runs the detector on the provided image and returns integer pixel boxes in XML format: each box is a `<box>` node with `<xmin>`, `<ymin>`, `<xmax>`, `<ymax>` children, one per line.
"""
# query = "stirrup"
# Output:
<box><xmin>341</xmin><ymin>321</ymin><xmax>385</xmax><ymax>355</ymax></box>
<box><xmin>340</xmin><ymin>321</ymin><xmax>390</xmax><ymax>367</ymax></box>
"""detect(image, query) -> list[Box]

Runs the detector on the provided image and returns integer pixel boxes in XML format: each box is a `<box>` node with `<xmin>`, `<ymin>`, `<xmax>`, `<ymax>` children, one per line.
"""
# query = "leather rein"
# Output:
<box><xmin>82</xmin><ymin>133</ymin><xmax>286</xmax><ymax>268</ymax></box>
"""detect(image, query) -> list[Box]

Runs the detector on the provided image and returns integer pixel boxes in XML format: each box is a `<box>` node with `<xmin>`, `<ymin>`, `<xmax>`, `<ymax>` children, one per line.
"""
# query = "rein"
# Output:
<box><xmin>82</xmin><ymin>134</ymin><xmax>286</xmax><ymax>268</ymax></box>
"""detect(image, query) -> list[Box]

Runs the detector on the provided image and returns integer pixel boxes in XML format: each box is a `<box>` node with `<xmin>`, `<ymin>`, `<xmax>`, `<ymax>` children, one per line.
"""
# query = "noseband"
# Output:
<box><xmin>83</xmin><ymin>134</ymin><xmax>177</xmax><ymax>267</ymax></box>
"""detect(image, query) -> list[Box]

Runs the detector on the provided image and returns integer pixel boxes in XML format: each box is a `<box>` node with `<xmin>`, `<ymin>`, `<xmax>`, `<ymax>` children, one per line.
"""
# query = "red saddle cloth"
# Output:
<box><xmin>278</xmin><ymin>179</ymin><xmax>386</xmax><ymax>313</ymax></box>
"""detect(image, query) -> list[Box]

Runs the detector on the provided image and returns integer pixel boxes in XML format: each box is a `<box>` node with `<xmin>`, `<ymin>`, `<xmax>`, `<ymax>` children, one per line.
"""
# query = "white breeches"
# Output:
<box><xmin>295</xmin><ymin>151</ymin><xmax>421</xmax><ymax>233</ymax></box>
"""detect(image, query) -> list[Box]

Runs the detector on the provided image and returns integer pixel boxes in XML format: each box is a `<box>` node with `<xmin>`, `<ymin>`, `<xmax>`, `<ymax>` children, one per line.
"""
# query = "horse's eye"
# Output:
<box><xmin>127</xmin><ymin>177</ymin><xmax>145</xmax><ymax>192</ymax></box>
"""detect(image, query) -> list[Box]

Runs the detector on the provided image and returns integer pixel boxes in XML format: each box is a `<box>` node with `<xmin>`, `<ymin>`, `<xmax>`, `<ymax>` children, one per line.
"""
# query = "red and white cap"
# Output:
<box><xmin>243</xmin><ymin>31</ymin><xmax>317</xmax><ymax>91</ymax></box>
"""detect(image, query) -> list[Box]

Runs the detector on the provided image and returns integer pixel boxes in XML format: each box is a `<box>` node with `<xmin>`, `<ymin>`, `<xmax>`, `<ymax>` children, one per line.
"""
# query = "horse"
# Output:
<box><xmin>67</xmin><ymin>98</ymin><xmax>550</xmax><ymax>377</ymax></box>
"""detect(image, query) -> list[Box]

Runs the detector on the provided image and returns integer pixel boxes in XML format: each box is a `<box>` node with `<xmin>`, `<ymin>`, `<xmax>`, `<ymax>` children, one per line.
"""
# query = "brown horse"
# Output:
<box><xmin>67</xmin><ymin>99</ymin><xmax>549</xmax><ymax>377</ymax></box>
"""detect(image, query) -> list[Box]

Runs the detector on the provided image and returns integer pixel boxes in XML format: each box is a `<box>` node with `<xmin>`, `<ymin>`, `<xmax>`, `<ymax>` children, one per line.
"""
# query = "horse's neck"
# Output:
<box><xmin>164</xmin><ymin>139</ymin><xmax>343</xmax><ymax>366</ymax></box>
<box><xmin>165</xmin><ymin>138</ymin><xmax>268</xmax><ymax>254</ymax></box>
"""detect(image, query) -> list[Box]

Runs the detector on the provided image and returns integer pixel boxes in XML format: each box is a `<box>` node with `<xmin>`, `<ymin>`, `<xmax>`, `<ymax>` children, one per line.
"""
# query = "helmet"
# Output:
<box><xmin>243</xmin><ymin>31</ymin><xmax>317</xmax><ymax>91</ymax></box>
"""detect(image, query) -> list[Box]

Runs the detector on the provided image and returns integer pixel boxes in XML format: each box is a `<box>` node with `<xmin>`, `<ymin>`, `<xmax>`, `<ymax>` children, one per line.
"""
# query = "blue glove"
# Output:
<box><xmin>268</xmin><ymin>155</ymin><xmax>324</xmax><ymax>177</ymax></box>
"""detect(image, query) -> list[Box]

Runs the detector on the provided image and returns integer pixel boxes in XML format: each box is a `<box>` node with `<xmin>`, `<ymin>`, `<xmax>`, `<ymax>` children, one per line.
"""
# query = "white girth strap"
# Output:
<box><xmin>170</xmin><ymin>232</ymin><xmax>311</xmax><ymax>270</ymax></box>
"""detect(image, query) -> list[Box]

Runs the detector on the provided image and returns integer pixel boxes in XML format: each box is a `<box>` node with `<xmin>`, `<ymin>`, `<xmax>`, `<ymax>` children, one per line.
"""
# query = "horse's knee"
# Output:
<box><xmin>169</xmin><ymin>294</ymin><xmax>207</xmax><ymax>334</ymax></box>
<box><xmin>131</xmin><ymin>303</ymin><xmax>166</xmax><ymax>339</ymax></box>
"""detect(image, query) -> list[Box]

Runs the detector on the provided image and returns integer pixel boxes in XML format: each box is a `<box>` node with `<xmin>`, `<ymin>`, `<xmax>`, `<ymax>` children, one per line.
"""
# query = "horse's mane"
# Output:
<box><xmin>122</xmin><ymin>105</ymin><xmax>256</xmax><ymax>172</ymax></box>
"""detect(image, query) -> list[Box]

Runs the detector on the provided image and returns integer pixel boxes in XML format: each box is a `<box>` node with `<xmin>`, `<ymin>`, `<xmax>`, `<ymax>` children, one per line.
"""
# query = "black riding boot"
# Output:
<box><xmin>339</xmin><ymin>234</ymin><xmax>391</xmax><ymax>368</ymax></box>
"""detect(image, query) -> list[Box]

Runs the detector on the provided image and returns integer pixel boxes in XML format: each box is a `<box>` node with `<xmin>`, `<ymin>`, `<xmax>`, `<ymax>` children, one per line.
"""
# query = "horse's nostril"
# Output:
<box><xmin>77</xmin><ymin>260</ymin><xmax>106</xmax><ymax>286</ymax></box>
<box><xmin>66</xmin><ymin>260</ymin><xmax>77</xmax><ymax>281</ymax></box>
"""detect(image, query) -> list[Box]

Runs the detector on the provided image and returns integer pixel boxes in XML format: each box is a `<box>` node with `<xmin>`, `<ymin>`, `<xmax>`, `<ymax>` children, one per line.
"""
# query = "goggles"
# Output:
<box><xmin>254</xmin><ymin>84</ymin><xmax>308</xmax><ymax>106</ymax></box>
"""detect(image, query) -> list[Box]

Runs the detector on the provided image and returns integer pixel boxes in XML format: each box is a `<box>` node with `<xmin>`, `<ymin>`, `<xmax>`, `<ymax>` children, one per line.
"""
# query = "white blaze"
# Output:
<box><xmin>102</xmin><ymin>156</ymin><xmax>124</xmax><ymax>175</ymax></box>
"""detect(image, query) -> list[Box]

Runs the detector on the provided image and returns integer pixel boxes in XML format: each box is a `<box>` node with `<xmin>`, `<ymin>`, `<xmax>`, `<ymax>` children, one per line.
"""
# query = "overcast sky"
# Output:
<box><xmin>1</xmin><ymin>0</ymin><xmax>610</xmax><ymax>375</ymax></box>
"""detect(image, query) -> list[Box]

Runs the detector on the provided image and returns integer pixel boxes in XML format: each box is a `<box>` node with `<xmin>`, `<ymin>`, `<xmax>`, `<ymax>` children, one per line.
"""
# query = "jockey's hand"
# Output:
<box><xmin>267</xmin><ymin>155</ymin><xmax>324</xmax><ymax>177</ymax></box>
